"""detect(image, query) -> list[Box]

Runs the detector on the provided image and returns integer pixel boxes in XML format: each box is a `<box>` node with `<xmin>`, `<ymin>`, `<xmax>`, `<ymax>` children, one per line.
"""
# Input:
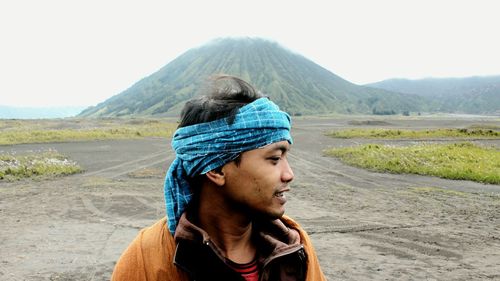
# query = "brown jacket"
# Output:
<box><xmin>111</xmin><ymin>215</ymin><xmax>326</xmax><ymax>281</ymax></box>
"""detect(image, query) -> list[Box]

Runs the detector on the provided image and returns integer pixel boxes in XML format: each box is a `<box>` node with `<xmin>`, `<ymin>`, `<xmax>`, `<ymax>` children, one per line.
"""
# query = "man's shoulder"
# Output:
<box><xmin>111</xmin><ymin>218</ymin><xmax>182</xmax><ymax>281</ymax></box>
<box><xmin>137</xmin><ymin>218</ymin><xmax>175</xmax><ymax>253</ymax></box>
<box><xmin>279</xmin><ymin>215</ymin><xmax>313</xmax><ymax>248</ymax></box>
<box><xmin>280</xmin><ymin>215</ymin><xmax>308</xmax><ymax>235</ymax></box>
<box><xmin>280</xmin><ymin>215</ymin><xmax>327</xmax><ymax>281</ymax></box>
<box><xmin>280</xmin><ymin>215</ymin><xmax>301</xmax><ymax>228</ymax></box>
<box><xmin>119</xmin><ymin>217</ymin><xmax>175</xmax><ymax>259</ymax></box>
<box><xmin>118</xmin><ymin>218</ymin><xmax>175</xmax><ymax>266</ymax></box>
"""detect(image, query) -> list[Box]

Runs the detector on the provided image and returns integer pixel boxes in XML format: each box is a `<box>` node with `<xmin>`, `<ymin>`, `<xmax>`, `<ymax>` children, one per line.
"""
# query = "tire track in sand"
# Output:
<box><xmin>84</xmin><ymin>150</ymin><xmax>174</xmax><ymax>179</ymax></box>
<box><xmin>287</xmin><ymin>141</ymin><xmax>465</xmax><ymax>267</ymax></box>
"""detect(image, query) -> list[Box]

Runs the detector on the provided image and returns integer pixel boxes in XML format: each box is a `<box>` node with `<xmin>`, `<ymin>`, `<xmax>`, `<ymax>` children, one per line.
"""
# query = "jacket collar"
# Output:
<box><xmin>173</xmin><ymin>213</ymin><xmax>306</xmax><ymax>280</ymax></box>
<box><xmin>174</xmin><ymin>212</ymin><xmax>302</xmax><ymax>257</ymax></box>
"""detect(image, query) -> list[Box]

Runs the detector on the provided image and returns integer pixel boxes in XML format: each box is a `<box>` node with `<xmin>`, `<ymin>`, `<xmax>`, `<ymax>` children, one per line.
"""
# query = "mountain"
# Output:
<box><xmin>0</xmin><ymin>105</ymin><xmax>87</xmax><ymax>119</ymax></box>
<box><xmin>366</xmin><ymin>76</ymin><xmax>500</xmax><ymax>114</ymax></box>
<box><xmin>79</xmin><ymin>38</ymin><xmax>428</xmax><ymax>117</ymax></box>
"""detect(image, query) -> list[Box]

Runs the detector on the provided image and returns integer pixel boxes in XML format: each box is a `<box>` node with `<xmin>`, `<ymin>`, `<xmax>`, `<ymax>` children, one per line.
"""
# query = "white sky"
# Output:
<box><xmin>1</xmin><ymin>0</ymin><xmax>499</xmax><ymax>107</ymax></box>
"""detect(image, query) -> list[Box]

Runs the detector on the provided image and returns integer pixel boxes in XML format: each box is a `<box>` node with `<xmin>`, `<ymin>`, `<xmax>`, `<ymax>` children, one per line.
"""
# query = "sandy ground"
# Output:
<box><xmin>1</xmin><ymin>116</ymin><xmax>499</xmax><ymax>280</ymax></box>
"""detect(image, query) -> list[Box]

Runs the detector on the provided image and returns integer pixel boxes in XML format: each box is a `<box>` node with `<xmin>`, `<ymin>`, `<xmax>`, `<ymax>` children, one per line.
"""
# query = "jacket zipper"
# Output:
<box><xmin>203</xmin><ymin>239</ymin><xmax>246</xmax><ymax>281</ymax></box>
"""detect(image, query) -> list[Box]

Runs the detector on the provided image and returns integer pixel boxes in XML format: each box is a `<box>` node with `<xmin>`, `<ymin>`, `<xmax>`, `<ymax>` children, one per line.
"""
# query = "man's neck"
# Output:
<box><xmin>197</xmin><ymin>189</ymin><xmax>257</xmax><ymax>264</ymax></box>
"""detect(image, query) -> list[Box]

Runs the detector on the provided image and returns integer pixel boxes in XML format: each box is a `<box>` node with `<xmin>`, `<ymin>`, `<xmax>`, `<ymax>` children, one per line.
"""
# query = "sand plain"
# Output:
<box><xmin>1</xmin><ymin>116</ymin><xmax>499</xmax><ymax>280</ymax></box>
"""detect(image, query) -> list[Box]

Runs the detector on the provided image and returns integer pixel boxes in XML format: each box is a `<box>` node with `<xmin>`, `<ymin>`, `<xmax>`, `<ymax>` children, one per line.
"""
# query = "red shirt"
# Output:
<box><xmin>227</xmin><ymin>258</ymin><xmax>259</xmax><ymax>281</ymax></box>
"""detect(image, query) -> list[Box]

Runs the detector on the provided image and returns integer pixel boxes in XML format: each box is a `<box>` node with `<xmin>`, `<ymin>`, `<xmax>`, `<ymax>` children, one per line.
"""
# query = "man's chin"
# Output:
<box><xmin>256</xmin><ymin>209</ymin><xmax>285</xmax><ymax>221</ymax></box>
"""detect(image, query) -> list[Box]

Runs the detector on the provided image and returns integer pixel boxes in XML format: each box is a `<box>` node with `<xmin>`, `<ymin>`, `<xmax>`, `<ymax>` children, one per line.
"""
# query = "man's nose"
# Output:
<box><xmin>281</xmin><ymin>158</ymin><xmax>294</xmax><ymax>183</ymax></box>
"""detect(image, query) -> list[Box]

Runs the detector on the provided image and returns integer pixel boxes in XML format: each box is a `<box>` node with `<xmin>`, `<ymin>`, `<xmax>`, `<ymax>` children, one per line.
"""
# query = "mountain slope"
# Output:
<box><xmin>366</xmin><ymin>76</ymin><xmax>500</xmax><ymax>114</ymax></box>
<box><xmin>79</xmin><ymin>38</ymin><xmax>428</xmax><ymax>117</ymax></box>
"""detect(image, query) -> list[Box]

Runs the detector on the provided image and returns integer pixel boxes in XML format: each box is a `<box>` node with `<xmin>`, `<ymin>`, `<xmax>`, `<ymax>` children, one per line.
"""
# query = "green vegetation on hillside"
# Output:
<box><xmin>367</xmin><ymin>76</ymin><xmax>500</xmax><ymax>114</ymax></box>
<box><xmin>327</xmin><ymin>128</ymin><xmax>500</xmax><ymax>139</ymax></box>
<box><xmin>0</xmin><ymin>119</ymin><xmax>177</xmax><ymax>145</ymax></box>
<box><xmin>325</xmin><ymin>142</ymin><xmax>500</xmax><ymax>184</ymax></box>
<box><xmin>0</xmin><ymin>150</ymin><xmax>82</xmax><ymax>180</ymax></box>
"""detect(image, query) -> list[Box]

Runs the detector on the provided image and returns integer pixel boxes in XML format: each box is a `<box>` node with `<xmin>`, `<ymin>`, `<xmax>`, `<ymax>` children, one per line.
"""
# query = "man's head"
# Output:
<box><xmin>178</xmin><ymin>75</ymin><xmax>263</xmax><ymax>128</ymax></box>
<box><xmin>164</xmin><ymin>75</ymin><xmax>294</xmax><ymax>233</ymax></box>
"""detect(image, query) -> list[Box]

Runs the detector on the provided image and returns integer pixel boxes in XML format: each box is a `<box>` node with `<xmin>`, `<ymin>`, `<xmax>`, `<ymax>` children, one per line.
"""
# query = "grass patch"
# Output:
<box><xmin>347</xmin><ymin>120</ymin><xmax>393</xmax><ymax>126</ymax></box>
<box><xmin>467</xmin><ymin>123</ymin><xmax>500</xmax><ymax>130</ymax></box>
<box><xmin>0</xmin><ymin>150</ymin><xmax>82</xmax><ymax>180</ymax></box>
<box><xmin>0</xmin><ymin>118</ymin><xmax>177</xmax><ymax>145</ymax></box>
<box><xmin>325</xmin><ymin>142</ymin><xmax>500</xmax><ymax>184</ymax></box>
<box><xmin>408</xmin><ymin>186</ymin><xmax>468</xmax><ymax>197</ymax></box>
<box><xmin>327</xmin><ymin>128</ymin><xmax>500</xmax><ymax>139</ymax></box>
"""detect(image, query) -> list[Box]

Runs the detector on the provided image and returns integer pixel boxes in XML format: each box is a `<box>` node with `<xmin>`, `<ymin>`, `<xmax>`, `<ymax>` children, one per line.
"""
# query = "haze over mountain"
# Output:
<box><xmin>79</xmin><ymin>38</ymin><xmax>428</xmax><ymax>118</ymax></box>
<box><xmin>0</xmin><ymin>105</ymin><xmax>87</xmax><ymax>119</ymax></box>
<box><xmin>367</xmin><ymin>76</ymin><xmax>500</xmax><ymax>114</ymax></box>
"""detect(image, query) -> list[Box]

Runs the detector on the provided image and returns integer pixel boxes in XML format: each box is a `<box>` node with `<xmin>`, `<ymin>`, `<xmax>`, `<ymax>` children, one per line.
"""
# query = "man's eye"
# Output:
<box><xmin>269</xmin><ymin>156</ymin><xmax>281</xmax><ymax>162</ymax></box>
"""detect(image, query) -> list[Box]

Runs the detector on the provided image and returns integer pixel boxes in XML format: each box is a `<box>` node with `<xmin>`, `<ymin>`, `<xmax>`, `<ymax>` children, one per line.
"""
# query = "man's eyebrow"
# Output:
<box><xmin>269</xmin><ymin>144</ymin><xmax>290</xmax><ymax>153</ymax></box>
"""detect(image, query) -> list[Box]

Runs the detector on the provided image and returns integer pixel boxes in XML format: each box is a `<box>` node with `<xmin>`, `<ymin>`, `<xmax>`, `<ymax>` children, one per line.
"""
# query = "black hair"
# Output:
<box><xmin>178</xmin><ymin>75</ymin><xmax>263</xmax><ymax>128</ymax></box>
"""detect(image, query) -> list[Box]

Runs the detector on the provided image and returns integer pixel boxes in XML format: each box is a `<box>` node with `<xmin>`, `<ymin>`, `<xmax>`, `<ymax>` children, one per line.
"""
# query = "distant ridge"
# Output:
<box><xmin>366</xmin><ymin>76</ymin><xmax>500</xmax><ymax>114</ymax></box>
<box><xmin>0</xmin><ymin>105</ymin><xmax>87</xmax><ymax>119</ymax></box>
<box><xmin>79</xmin><ymin>37</ymin><xmax>428</xmax><ymax>117</ymax></box>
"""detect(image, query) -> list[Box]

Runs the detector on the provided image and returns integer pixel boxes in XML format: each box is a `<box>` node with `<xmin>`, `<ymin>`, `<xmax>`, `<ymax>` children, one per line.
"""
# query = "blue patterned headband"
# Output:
<box><xmin>164</xmin><ymin>97</ymin><xmax>292</xmax><ymax>234</ymax></box>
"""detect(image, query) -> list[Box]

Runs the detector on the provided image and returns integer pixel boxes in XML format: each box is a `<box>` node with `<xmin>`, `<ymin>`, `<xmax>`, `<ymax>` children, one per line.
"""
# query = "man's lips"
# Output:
<box><xmin>274</xmin><ymin>187</ymin><xmax>290</xmax><ymax>197</ymax></box>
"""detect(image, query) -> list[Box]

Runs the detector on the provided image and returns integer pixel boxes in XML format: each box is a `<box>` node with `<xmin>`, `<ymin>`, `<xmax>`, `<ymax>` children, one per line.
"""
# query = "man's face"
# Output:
<box><xmin>221</xmin><ymin>140</ymin><xmax>294</xmax><ymax>219</ymax></box>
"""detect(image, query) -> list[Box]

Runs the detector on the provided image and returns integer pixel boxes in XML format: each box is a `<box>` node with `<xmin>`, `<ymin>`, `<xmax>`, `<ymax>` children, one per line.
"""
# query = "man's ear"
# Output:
<box><xmin>205</xmin><ymin>169</ymin><xmax>225</xmax><ymax>186</ymax></box>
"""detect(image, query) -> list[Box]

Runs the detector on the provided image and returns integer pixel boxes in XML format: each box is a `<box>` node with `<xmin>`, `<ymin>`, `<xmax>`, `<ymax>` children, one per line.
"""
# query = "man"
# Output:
<box><xmin>112</xmin><ymin>76</ymin><xmax>326</xmax><ymax>280</ymax></box>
